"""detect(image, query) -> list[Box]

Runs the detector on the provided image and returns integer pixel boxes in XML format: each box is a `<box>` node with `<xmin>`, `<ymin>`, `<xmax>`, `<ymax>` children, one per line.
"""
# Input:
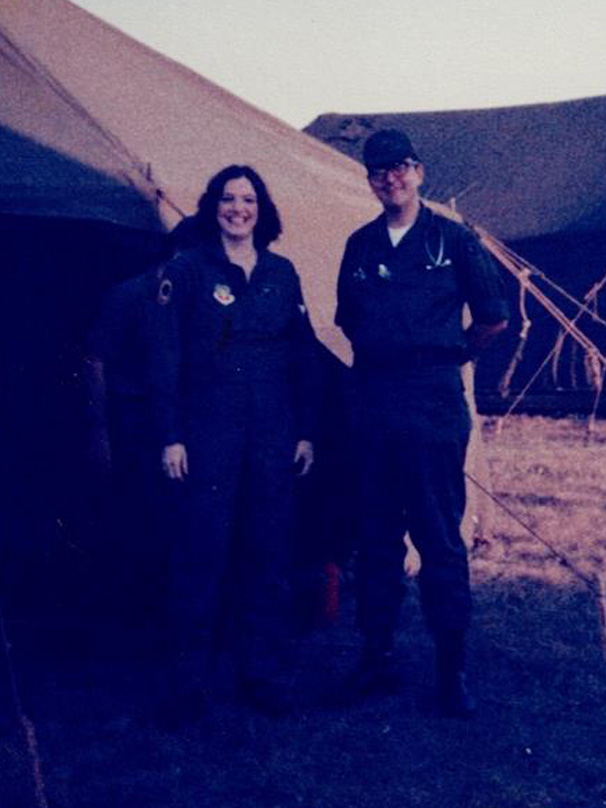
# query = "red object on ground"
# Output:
<box><xmin>323</xmin><ymin>562</ymin><xmax>340</xmax><ymax>623</ymax></box>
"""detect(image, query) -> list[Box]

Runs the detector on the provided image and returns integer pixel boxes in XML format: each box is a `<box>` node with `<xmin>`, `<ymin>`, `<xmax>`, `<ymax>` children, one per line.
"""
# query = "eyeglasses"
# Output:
<box><xmin>368</xmin><ymin>159</ymin><xmax>419</xmax><ymax>184</ymax></box>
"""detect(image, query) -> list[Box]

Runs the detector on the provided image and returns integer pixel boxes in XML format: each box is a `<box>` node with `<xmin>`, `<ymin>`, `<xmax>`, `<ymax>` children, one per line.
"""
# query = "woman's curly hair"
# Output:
<box><xmin>182</xmin><ymin>164</ymin><xmax>282</xmax><ymax>251</ymax></box>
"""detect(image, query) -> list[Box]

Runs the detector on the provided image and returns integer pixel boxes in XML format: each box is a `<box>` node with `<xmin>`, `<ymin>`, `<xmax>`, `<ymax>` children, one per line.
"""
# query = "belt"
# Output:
<box><xmin>354</xmin><ymin>346</ymin><xmax>464</xmax><ymax>372</ymax></box>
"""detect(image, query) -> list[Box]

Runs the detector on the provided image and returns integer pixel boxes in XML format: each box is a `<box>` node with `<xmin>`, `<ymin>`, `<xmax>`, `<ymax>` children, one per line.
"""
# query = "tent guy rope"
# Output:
<box><xmin>428</xmin><ymin>200</ymin><xmax>606</xmax><ymax>419</ymax></box>
<box><xmin>466</xmin><ymin>471</ymin><xmax>600</xmax><ymax>596</ymax></box>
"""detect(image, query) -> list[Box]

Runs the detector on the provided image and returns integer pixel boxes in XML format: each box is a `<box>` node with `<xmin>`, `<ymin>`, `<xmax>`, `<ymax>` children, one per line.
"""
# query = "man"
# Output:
<box><xmin>335</xmin><ymin>129</ymin><xmax>508</xmax><ymax>717</ymax></box>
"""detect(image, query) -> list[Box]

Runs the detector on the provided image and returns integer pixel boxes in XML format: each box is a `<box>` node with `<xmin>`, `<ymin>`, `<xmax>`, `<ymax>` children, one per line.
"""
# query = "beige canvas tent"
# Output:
<box><xmin>0</xmin><ymin>16</ymin><xmax>161</xmax><ymax>230</ymax></box>
<box><xmin>0</xmin><ymin>0</ymin><xmax>381</xmax><ymax>359</ymax></box>
<box><xmin>0</xmin><ymin>0</ymin><xmax>491</xmax><ymax>560</ymax></box>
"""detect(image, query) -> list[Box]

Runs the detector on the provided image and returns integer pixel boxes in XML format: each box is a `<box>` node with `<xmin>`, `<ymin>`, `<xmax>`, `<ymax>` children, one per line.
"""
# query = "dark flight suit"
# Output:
<box><xmin>336</xmin><ymin>204</ymin><xmax>508</xmax><ymax>651</ymax></box>
<box><xmin>148</xmin><ymin>241</ymin><xmax>318</xmax><ymax>682</ymax></box>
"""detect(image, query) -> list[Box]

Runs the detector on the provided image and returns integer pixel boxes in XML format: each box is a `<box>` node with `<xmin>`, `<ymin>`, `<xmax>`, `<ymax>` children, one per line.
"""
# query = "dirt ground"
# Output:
<box><xmin>2</xmin><ymin>414</ymin><xmax>606</xmax><ymax>808</ymax></box>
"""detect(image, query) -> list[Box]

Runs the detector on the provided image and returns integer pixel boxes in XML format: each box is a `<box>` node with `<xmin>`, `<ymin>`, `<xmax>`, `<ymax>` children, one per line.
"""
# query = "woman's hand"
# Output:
<box><xmin>162</xmin><ymin>443</ymin><xmax>188</xmax><ymax>481</ymax></box>
<box><xmin>294</xmin><ymin>440</ymin><xmax>314</xmax><ymax>476</ymax></box>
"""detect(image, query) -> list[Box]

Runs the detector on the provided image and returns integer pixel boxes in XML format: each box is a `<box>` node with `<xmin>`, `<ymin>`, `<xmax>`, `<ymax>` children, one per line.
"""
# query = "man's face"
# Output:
<box><xmin>367</xmin><ymin>159</ymin><xmax>424</xmax><ymax>212</ymax></box>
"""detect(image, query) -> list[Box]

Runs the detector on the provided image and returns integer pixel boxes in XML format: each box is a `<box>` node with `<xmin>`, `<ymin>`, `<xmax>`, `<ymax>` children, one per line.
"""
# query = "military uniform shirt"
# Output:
<box><xmin>336</xmin><ymin>204</ymin><xmax>509</xmax><ymax>371</ymax></box>
<box><xmin>148</xmin><ymin>241</ymin><xmax>319</xmax><ymax>446</ymax></box>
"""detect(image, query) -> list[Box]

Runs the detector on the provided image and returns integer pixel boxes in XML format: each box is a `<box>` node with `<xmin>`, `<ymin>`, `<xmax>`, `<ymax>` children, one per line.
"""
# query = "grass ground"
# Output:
<box><xmin>2</xmin><ymin>415</ymin><xmax>606</xmax><ymax>808</ymax></box>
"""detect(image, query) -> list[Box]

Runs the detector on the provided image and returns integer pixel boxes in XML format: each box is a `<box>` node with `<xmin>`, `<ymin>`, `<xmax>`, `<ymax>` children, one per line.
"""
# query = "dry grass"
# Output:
<box><xmin>477</xmin><ymin>415</ymin><xmax>606</xmax><ymax>585</ymax></box>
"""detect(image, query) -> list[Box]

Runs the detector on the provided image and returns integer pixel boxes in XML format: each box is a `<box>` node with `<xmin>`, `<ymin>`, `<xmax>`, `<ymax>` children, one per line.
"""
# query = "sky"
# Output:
<box><xmin>73</xmin><ymin>0</ymin><xmax>606</xmax><ymax>128</ymax></box>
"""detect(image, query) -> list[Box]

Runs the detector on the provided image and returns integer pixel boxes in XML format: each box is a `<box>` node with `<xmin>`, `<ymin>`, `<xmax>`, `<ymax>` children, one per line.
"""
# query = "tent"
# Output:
<box><xmin>306</xmin><ymin>102</ymin><xmax>606</xmax><ymax>412</ymax></box>
<box><xmin>0</xmin><ymin>0</ymin><xmax>380</xmax><ymax>358</ymax></box>
<box><xmin>305</xmin><ymin>99</ymin><xmax>606</xmax><ymax>243</ymax></box>
<box><xmin>0</xmin><ymin>0</ymin><xmax>382</xmax><ymax>617</ymax></box>
<box><xmin>0</xmin><ymin>0</ymin><xmax>491</xmax><ymax>617</ymax></box>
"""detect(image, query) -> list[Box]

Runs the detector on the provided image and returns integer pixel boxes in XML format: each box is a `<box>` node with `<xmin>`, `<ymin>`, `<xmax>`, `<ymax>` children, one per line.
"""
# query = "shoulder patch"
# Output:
<box><xmin>157</xmin><ymin>278</ymin><xmax>173</xmax><ymax>305</ymax></box>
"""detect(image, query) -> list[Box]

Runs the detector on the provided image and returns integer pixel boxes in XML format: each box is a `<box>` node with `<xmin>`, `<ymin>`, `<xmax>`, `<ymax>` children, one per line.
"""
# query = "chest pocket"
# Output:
<box><xmin>197</xmin><ymin>280</ymin><xmax>239</xmax><ymax>351</ymax></box>
<box><xmin>344</xmin><ymin>260</ymin><xmax>389</xmax><ymax>315</ymax></box>
<box><xmin>415</xmin><ymin>254</ymin><xmax>460</xmax><ymax>305</ymax></box>
<box><xmin>249</xmin><ymin>283</ymin><xmax>291</xmax><ymax>334</ymax></box>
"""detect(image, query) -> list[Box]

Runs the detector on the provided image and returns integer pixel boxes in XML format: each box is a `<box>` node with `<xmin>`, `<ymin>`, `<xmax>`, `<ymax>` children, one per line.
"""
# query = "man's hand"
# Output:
<box><xmin>294</xmin><ymin>440</ymin><xmax>314</xmax><ymax>476</ymax></box>
<box><xmin>162</xmin><ymin>443</ymin><xmax>188</xmax><ymax>481</ymax></box>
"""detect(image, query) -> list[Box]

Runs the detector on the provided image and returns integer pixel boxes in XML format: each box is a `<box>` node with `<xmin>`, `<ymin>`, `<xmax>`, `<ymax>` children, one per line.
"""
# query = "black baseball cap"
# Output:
<box><xmin>363</xmin><ymin>129</ymin><xmax>419</xmax><ymax>170</ymax></box>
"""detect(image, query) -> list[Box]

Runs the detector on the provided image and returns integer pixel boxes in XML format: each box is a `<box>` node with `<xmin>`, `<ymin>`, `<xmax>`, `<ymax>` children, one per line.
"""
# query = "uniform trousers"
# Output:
<box><xmin>169</xmin><ymin>381</ymin><xmax>296</xmax><ymax>683</ymax></box>
<box><xmin>351</xmin><ymin>365</ymin><xmax>472</xmax><ymax>647</ymax></box>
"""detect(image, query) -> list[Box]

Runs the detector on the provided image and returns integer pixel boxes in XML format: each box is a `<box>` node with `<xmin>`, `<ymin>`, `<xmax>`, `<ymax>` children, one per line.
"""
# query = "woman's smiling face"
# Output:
<box><xmin>217</xmin><ymin>176</ymin><xmax>259</xmax><ymax>242</ymax></box>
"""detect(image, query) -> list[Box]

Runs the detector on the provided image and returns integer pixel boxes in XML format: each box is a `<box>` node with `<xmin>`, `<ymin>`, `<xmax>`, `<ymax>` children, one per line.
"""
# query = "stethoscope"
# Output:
<box><xmin>424</xmin><ymin>219</ymin><xmax>452</xmax><ymax>271</ymax></box>
<box><xmin>356</xmin><ymin>216</ymin><xmax>453</xmax><ymax>281</ymax></box>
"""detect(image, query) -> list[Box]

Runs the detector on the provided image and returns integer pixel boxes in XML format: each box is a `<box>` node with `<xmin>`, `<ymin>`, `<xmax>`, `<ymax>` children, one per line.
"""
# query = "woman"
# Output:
<box><xmin>149</xmin><ymin>165</ymin><xmax>318</xmax><ymax>714</ymax></box>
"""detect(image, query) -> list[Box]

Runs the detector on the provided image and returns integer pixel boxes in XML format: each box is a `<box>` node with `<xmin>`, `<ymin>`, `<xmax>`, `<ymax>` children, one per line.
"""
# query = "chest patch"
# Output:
<box><xmin>213</xmin><ymin>283</ymin><xmax>236</xmax><ymax>306</ymax></box>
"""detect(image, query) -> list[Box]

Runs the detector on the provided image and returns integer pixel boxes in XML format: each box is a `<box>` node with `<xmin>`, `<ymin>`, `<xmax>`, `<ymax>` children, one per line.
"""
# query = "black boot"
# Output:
<box><xmin>435</xmin><ymin>631</ymin><xmax>476</xmax><ymax>719</ymax></box>
<box><xmin>235</xmin><ymin>633</ymin><xmax>295</xmax><ymax>716</ymax></box>
<box><xmin>153</xmin><ymin>634</ymin><xmax>213</xmax><ymax>731</ymax></box>
<box><xmin>236</xmin><ymin>675</ymin><xmax>295</xmax><ymax>717</ymax></box>
<box><xmin>338</xmin><ymin>641</ymin><xmax>400</xmax><ymax>705</ymax></box>
<box><xmin>154</xmin><ymin>687</ymin><xmax>210</xmax><ymax>731</ymax></box>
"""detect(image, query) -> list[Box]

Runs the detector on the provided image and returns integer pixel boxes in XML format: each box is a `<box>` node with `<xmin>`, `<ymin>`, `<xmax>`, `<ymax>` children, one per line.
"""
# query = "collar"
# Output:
<box><xmin>189</xmin><ymin>239</ymin><xmax>276</xmax><ymax>290</ymax></box>
<box><xmin>370</xmin><ymin>203</ymin><xmax>432</xmax><ymax>251</ymax></box>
